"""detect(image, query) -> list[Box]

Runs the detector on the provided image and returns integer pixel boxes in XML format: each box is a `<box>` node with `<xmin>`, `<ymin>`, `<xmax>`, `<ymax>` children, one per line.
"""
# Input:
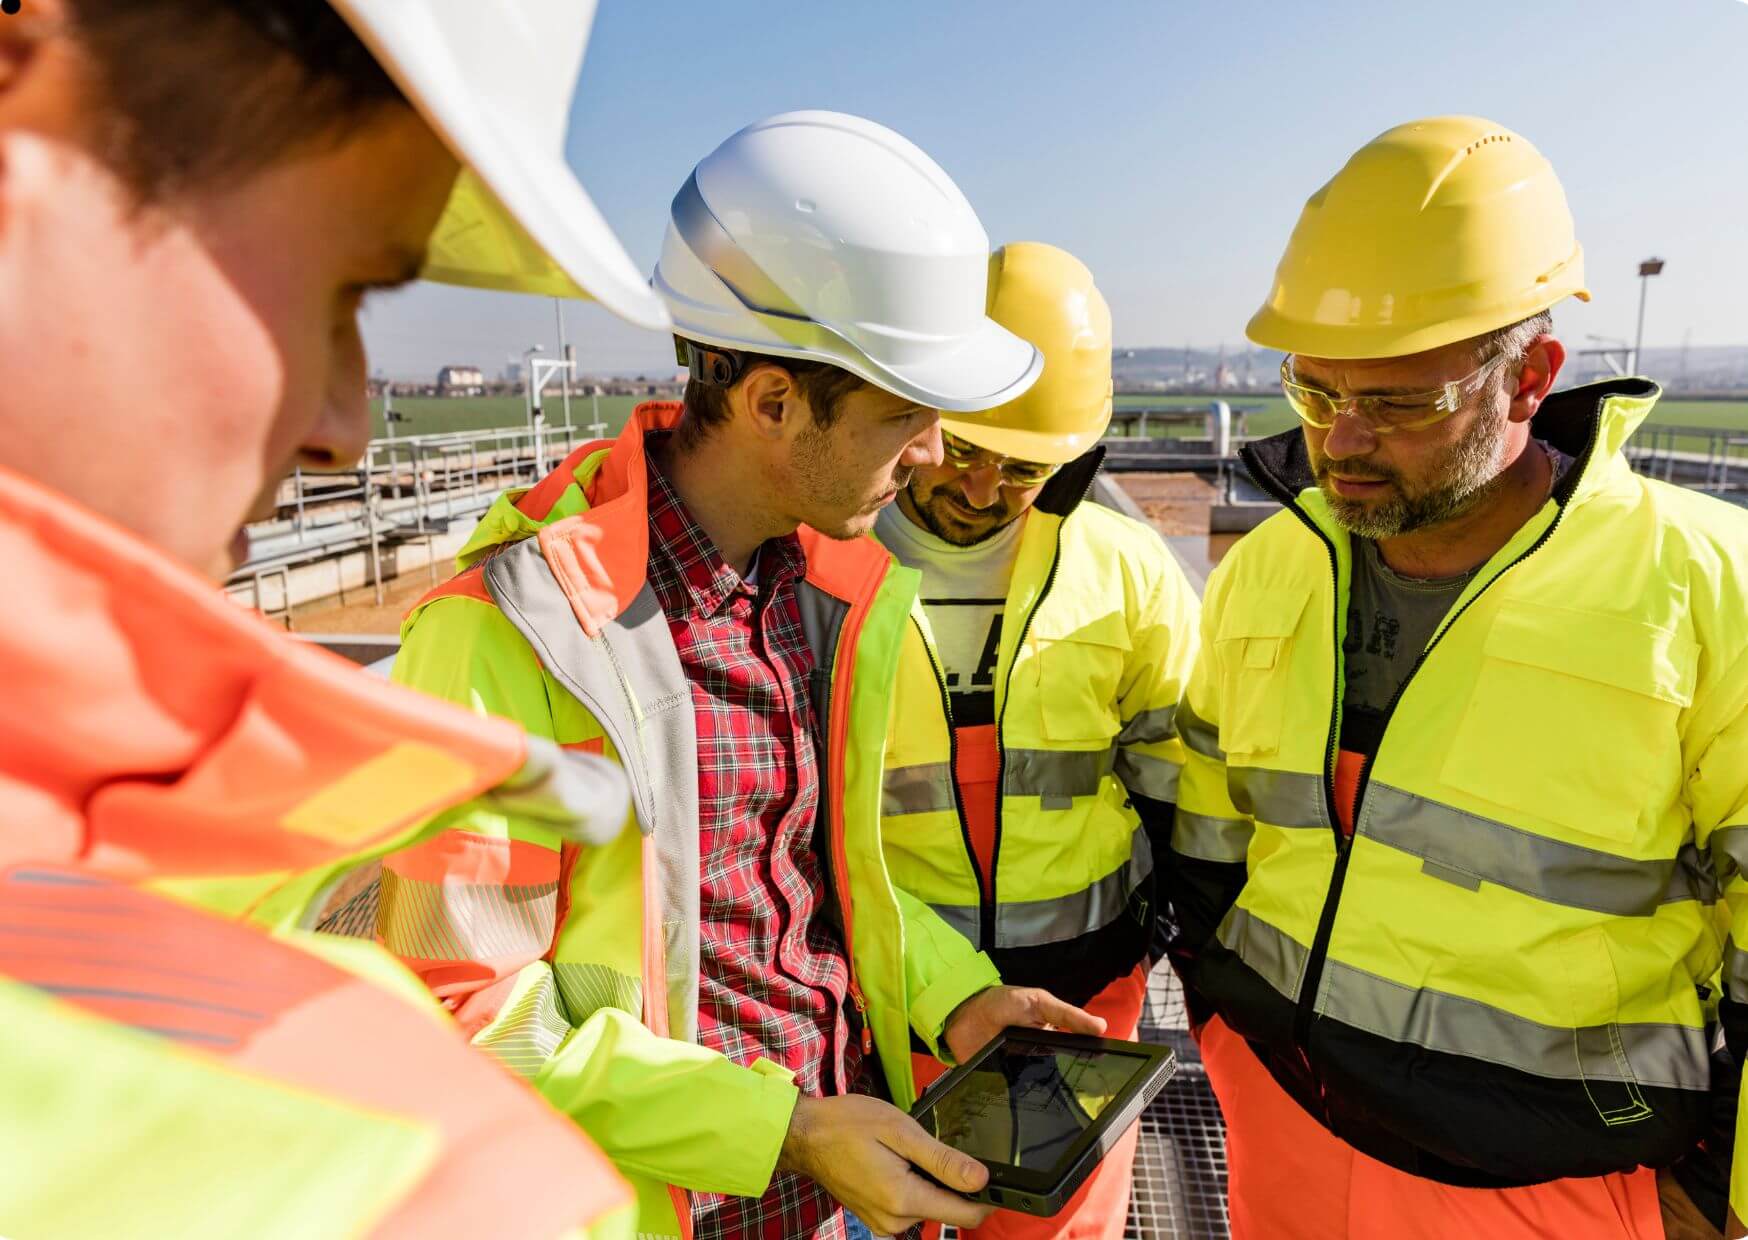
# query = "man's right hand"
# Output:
<box><xmin>777</xmin><ymin>1094</ymin><xmax>995</xmax><ymax>1235</ymax></box>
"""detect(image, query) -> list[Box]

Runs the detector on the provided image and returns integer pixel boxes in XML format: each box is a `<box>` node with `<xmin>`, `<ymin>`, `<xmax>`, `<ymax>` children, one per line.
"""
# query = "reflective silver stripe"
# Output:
<box><xmin>1173</xmin><ymin>808</ymin><xmax>1253</xmax><ymax>863</ymax></box>
<box><xmin>1177</xmin><ymin>700</ymin><xmax>1224</xmax><ymax>760</ymax></box>
<box><xmin>1114</xmin><ymin>749</ymin><xmax>1180</xmax><ymax>802</ymax></box>
<box><xmin>378</xmin><ymin>868</ymin><xmax>556</xmax><ymax>963</ymax></box>
<box><xmin>1217</xmin><ymin>905</ymin><xmax>1308</xmax><ymax>1002</ymax></box>
<box><xmin>1321</xmin><ymin>957</ymin><xmax>1709</xmax><ymax>1093</ymax></box>
<box><xmin>1228</xmin><ymin>766</ymin><xmax>1329</xmax><ymax>830</ymax></box>
<box><xmin>882</xmin><ymin>762</ymin><xmax>956</xmax><ymax>816</ymax></box>
<box><xmin>1723</xmin><ymin>940</ymin><xmax>1748</xmax><ymax>1006</ymax></box>
<box><xmin>1667</xmin><ymin>841</ymin><xmax>1721</xmax><ymax>906</ymax></box>
<box><xmin>1710</xmin><ymin>824</ymin><xmax>1748</xmax><ymax>877</ymax></box>
<box><xmin>1362</xmin><ymin>782</ymin><xmax>1712</xmax><ymax>916</ymax></box>
<box><xmin>1117</xmin><ymin>705</ymin><xmax>1178</xmax><ymax>747</ymax></box>
<box><xmin>474</xmin><ymin>966</ymin><xmax>572</xmax><ymax>1080</ymax></box>
<box><xmin>988</xmin><ymin>826</ymin><xmax>1154</xmax><ymax>949</ymax></box>
<box><xmin>1003</xmin><ymin>746</ymin><xmax>1114</xmax><ymax>800</ymax></box>
<box><xmin>887</xmin><ymin>748</ymin><xmax>1127</xmax><ymax>816</ymax></box>
<box><xmin>926</xmin><ymin>902</ymin><xmax>980</xmax><ymax>944</ymax></box>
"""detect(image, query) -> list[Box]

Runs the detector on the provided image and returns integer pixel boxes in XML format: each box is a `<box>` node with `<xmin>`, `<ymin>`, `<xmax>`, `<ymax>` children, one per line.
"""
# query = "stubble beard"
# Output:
<box><xmin>1318</xmin><ymin>403</ymin><xmax>1511</xmax><ymax>540</ymax></box>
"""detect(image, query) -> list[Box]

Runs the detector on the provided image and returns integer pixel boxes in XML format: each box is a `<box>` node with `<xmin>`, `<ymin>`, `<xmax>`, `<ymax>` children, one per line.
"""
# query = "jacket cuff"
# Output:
<box><xmin>718</xmin><ymin>1058</ymin><xmax>801</xmax><ymax>1198</ymax></box>
<box><xmin>910</xmin><ymin>951</ymin><xmax>1003</xmax><ymax>1061</ymax></box>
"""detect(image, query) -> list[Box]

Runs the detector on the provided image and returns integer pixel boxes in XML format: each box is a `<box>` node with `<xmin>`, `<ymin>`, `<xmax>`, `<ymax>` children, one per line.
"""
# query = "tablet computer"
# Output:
<box><xmin>910</xmin><ymin>1028</ymin><xmax>1177</xmax><ymax>1218</ymax></box>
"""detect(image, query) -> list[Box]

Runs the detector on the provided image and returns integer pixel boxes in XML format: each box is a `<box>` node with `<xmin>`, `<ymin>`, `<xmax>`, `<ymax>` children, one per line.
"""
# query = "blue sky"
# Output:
<box><xmin>362</xmin><ymin>0</ymin><xmax>1747</xmax><ymax>379</ymax></box>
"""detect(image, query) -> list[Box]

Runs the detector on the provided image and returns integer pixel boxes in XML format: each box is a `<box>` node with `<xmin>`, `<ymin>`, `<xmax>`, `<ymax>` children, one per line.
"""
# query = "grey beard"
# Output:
<box><xmin>1320</xmin><ymin>410</ymin><xmax>1509</xmax><ymax>540</ymax></box>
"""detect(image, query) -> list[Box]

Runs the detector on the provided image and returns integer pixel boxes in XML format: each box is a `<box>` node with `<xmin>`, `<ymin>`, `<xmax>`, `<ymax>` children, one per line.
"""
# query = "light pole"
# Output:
<box><xmin>553</xmin><ymin>298</ymin><xmax>575</xmax><ymax>434</ymax></box>
<box><xmin>522</xmin><ymin>344</ymin><xmax>546</xmax><ymax>473</ymax></box>
<box><xmin>1633</xmin><ymin>257</ymin><xmax>1664</xmax><ymax>377</ymax></box>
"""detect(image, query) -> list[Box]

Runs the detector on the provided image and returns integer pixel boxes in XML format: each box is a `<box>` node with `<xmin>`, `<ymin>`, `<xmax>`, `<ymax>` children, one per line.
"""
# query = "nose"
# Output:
<box><xmin>902</xmin><ymin>417</ymin><xmax>944</xmax><ymax>469</ymax></box>
<box><xmin>1318</xmin><ymin>407</ymin><xmax>1378</xmax><ymax>463</ymax></box>
<box><xmin>304</xmin><ymin>319</ymin><xmax>373</xmax><ymax>470</ymax></box>
<box><xmin>957</xmin><ymin>465</ymin><xmax>1005</xmax><ymax>509</ymax></box>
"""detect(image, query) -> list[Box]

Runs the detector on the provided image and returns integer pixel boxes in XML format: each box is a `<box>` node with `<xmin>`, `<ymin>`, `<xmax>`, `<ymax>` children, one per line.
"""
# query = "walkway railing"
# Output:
<box><xmin>226</xmin><ymin>421</ymin><xmax>604</xmax><ymax>620</ymax></box>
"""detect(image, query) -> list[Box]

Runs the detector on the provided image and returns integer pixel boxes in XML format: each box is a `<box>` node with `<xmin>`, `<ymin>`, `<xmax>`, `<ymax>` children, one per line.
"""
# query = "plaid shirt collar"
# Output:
<box><xmin>644</xmin><ymin>435</ymin><xmax>808</xmax><ymax>618</ymax></box>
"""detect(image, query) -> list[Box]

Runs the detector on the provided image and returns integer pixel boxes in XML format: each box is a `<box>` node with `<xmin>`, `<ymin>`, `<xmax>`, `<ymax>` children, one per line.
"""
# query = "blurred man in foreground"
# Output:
<box><xmin>0</xmin><ymin>2</ymin><xmax>671</xmax><ymax>1234</ymax></box>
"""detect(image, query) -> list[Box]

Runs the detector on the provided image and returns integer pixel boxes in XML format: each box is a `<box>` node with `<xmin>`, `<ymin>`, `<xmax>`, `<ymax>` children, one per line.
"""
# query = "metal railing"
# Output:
<box><xmin>226</xmin><ymin>421</ymin><xmax>606</xmax><ymax>622</ymax></box>
<box><xmin>1621</xmin><ymin>423</ymin><xmax>1748</xmax><ymax>495</ymax></box>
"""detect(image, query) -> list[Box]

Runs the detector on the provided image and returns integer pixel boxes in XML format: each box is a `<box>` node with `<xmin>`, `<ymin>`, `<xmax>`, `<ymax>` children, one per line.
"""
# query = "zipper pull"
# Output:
<box><xmin>851</xmin><ymin>985</ymin><xmax>872</xmax><ymax>1053</ymax></box>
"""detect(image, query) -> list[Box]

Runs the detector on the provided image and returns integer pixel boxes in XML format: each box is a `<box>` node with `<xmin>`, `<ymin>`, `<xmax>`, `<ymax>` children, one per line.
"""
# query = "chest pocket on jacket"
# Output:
<box><xmin>1032</xmin><ymin>610</ymin><xmax>1131</xmax><ymax>744</ymax></box>
<box><xmin>1214</xmin><ymin>590</ymin><xmax>1311</xmax><ymax>759</ymax></box>
<box><xmin>1440</xmin><ymin>602</ymin><xmax>1695</xmax><ymax>847</ymax></box>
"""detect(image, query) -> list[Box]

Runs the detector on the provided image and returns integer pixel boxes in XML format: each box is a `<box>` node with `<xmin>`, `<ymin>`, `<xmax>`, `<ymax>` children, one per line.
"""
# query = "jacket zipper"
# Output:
<box><xmin>914</xmin><ymin>619</ymin><xmax>986</xmax><ymax>945</ymax></box>
<box><xmin>989</xmin><ymin>467</ymin><xmax>1095</xmax><ymax>945</ymax></box>
<box><xmin>1243</xmin><ymin>428</ymin><xmax>1592</xmax><ymax>1060</ymax></box>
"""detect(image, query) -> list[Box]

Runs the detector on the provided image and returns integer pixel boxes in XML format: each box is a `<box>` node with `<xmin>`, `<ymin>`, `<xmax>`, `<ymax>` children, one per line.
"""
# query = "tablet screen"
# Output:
<box><xmin>919</xmin><ymin>1040</ymin><xmax>1154</xmax><ymax>1171</ymax></box>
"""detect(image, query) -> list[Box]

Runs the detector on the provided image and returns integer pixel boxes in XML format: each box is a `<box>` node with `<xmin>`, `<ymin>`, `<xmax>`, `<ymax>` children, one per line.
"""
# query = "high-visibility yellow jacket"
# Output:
<box><xmin>388</xmin><ymin>403</ymin><xmax>1002</xmax><ymax>1239</ymax></box>
<box><xmin>1167</xmin><ymin>380</ymin><xmax>1748</xmax><ymax>1218</ymax></box>
<box><xmin>0</xmin><ymin>464</ymin><xmax>635</xmax><ymax>1240</ymax></box>
<box><xmin>880</xmin><ymin>450</ymin><xmax>1200</xmax><ymax>1004</ymax></box>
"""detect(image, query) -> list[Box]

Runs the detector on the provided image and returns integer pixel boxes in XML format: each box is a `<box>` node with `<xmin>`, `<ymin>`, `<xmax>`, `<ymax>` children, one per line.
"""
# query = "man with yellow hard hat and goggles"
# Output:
<box><xmin>877</xmin><ymin>242</ymin><xmax>1201</xmax><ymax>1239</ymax></box>
<box><xmin>1165</xmin><ymin>115</ymin><xmax>1748</xmax><ymax>1239</ymax></box>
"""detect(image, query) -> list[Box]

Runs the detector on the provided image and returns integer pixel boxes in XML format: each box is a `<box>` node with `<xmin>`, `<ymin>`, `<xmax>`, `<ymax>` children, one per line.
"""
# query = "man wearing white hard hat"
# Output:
<box><xmin>386</xmin><ymin>111</ymin><xmax>1103</xmax><ymax>1240</ymax></box>
<box><xmin>0</xmin><ymin>2</ymin><xmax>667</xmax><ymax>1236</ymax></box>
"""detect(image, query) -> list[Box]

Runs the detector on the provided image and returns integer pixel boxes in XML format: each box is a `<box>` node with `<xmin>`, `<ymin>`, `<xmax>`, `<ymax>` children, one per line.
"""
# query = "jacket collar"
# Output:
<box><xmin>1240</xmin><ymin>378</ymin><xmax>1661</xmax><ymax>515</ymax></box>
<box><xmin>0</xmin><ymin>465</ymin><xmax>524</xmax><ymax>886</ymax></box>
<box><xmin>524</xmin><ymin>399</ymin><xmax>905</xmax><ymax>629</ymax></box>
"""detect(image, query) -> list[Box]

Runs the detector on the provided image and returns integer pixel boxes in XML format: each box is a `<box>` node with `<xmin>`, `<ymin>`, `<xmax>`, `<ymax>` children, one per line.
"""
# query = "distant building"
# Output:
<box><xmin>437</xmin><ymin>365</ymin><xmax>485</xmax><ymax>395</ymax></box>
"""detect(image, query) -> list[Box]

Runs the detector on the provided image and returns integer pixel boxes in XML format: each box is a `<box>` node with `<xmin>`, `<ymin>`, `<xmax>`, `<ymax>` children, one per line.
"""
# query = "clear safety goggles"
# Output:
<box><xmin>1280</xmin><ymin>348</ymin><xmax>1512</xmax><ymax>435</ymax></box>
<box><xmin>940</xmin><ymin>430</ymin><xmax>1060</xmax><ymax>487</ymax></box>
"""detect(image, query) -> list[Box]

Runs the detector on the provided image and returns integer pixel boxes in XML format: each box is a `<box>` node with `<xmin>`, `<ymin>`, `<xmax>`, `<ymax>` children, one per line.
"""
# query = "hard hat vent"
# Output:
<box><xmin>1464</xmin><ymin>133</ymin><xmax>1515</xmax><ymax>155</ymax></box>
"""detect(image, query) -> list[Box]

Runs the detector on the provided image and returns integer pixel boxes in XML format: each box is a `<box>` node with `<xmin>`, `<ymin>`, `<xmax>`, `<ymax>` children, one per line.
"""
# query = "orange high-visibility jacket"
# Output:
<box><xmin>0</xmin><ymin>463</ymin><xmax>635</xmax><ymax>1239</ymax></box>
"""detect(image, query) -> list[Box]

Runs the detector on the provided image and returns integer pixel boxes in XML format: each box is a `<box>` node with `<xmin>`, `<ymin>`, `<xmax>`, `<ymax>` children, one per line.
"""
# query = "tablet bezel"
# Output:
<box><xmin>909</xmin><ymin>1028</ymin><xmax>1177</xmax><ymax>1206</ymax></box>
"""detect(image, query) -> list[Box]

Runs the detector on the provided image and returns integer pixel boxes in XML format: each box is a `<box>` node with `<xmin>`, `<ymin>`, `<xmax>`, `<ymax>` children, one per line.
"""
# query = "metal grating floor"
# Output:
<box><xmin>945</xmin><ymin>962</ymin><xmax>1230</xmax><ymax>1239</ymax></box>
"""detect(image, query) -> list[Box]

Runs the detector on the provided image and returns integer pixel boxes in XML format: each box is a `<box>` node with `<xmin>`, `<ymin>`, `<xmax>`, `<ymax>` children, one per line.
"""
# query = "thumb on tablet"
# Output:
<box><xmin>889</xmin><ymin>1114</ymin><xmax>989</xmax><ymax>1194</ymax></box>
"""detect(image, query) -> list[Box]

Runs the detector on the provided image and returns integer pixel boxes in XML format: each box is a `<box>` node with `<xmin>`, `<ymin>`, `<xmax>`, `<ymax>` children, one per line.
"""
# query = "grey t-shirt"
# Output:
<box><xmin>1340</xmin><ymin>540</ymin><xmax>1476</xmax><ymax>755</ymax></box>
<box><xmin>1339</xmin><ymin>440</ymin><xmax>1574</xmax><ymax>757</ymax></box>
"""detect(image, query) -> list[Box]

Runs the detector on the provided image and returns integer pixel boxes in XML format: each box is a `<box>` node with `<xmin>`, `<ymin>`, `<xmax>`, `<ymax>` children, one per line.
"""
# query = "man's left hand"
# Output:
<box><xmin>941</xmin><ymin>985</ymin><xmax>1106</xmax><ymax>1065</ymax></box>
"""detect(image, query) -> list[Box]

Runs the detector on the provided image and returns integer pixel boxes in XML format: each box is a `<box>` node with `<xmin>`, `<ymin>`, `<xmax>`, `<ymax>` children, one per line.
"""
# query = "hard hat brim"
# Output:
<box><xmin>873</xmin><ymin>319</ymin><xmax>1044</xmax><ymax>414</ymax></box>
<box><xmin>332</xmin><ymin>2</ymin><xmax>669</xmax><ymax>331</ymax></box>
<box><xmin>1246</xmin><ymin>285</ymin><xmax>1589</xmax><ymax>362</ymax></box>
<box><xmin>936</xmin><ymin>415</ymin><xmax>1109</xmax><ymax>466</ymax></box>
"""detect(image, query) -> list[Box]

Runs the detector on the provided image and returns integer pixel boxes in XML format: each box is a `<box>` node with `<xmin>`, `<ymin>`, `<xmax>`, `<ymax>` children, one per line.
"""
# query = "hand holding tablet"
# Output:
<box><xmin>910</xmin><ymin>1028</ymin><xmax>1178</xmax><ymax>1218</ymax></box>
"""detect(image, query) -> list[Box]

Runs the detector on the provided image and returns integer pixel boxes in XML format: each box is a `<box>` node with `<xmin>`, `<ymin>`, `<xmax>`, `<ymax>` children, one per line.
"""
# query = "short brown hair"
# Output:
<box><xmin>677</xmin><ymin>344</ymin><xmax>868</xmax><ymax>448</ymax></box>
<box><xmin>63</xmin><ymin>0</ymin><xmax>407</xmax><ymax>202</ymax></box>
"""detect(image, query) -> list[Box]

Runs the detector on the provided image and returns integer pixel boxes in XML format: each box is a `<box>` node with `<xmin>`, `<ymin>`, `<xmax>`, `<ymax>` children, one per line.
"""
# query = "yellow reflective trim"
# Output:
<box><xmin>281</xmin><ymin>742</ymin><xmax>476</xmax><ymax>845</ymax></box>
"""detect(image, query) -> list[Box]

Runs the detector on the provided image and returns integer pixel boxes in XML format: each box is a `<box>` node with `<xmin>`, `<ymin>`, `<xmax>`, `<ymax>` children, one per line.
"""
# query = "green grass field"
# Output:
<box><xmin>373</xmin><ymin>392</ymin><xmax>1748</xmax><ymax>456</ymax></box>
<box><xmin>370</xmin><ymin>394</ymin><xmax>646</xmax><ymax>440</ymax></box>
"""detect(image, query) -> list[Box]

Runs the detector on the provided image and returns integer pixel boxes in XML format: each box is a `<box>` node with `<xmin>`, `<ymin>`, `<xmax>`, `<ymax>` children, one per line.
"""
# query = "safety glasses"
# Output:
<box><xmin>1280</xmin><ymin>349</ymin><xmax>1512</xmax><ymax>435</ymax></box>
<box><xmin>941</xmin><ymin>430</ymin><xmax>1060</xmax><ymax>487</ymax></box>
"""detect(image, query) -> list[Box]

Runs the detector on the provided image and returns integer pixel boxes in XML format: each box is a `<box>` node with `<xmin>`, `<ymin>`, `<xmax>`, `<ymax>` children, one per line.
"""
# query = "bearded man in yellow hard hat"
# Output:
<box><xmin>876</xmin><ymin>241</ymin><xmax>1202</xmax><ymax>1240</ymax></box>
<box><xmin>1164</xmin><ymin>115</ymin><xmax>1748</xmax><ymax>1240</ymax></box>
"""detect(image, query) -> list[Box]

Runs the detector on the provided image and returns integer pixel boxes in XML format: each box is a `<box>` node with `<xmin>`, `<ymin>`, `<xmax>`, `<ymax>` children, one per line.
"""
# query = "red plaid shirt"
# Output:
<box><xmin>645</xmin><ymin>446</ymin><xmax>864</xmax><ymax>1240</ymax></box>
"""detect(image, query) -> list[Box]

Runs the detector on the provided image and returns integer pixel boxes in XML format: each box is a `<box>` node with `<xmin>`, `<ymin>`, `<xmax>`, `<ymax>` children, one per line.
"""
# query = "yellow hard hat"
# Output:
<box><xmin>1246</xmin><ymin>116</ymin><xmax>1590</xmax><ymax>360</ymax></box>
<box><xmin>940</xmin><ymin>243</ymin><xmax>1113</xmax><ymax>465</ymax></box>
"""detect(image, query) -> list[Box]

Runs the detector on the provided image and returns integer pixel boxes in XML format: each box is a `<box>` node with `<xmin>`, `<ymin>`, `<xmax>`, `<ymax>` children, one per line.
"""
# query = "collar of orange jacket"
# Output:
<box><xmin>506</xmin><ymin>400</ymin><xmax>896</xmax><ymax>635</ymax></box>
<box><xmin>0</xmin><ymin>464</ymin><xmax>526</xmax><ymax>886</ymax></box>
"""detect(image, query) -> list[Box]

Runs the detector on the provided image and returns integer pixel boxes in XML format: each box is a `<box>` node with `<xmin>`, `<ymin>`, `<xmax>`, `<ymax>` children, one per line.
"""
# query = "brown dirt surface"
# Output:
<box><xmin>1113</xmin><ymin>472</ymin><xmax>1217</xmax><ymax>535</ymax></box>
<box><xmin>285</xmin><ymin>568</ymin><xmax>441</xmax><ymax>634</ymax></box>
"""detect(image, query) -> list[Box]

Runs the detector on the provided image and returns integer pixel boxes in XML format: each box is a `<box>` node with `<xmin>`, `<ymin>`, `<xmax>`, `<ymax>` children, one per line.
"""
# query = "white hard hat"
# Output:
<box><xmin>330</xmin><ymin>0</ymin><xmax>669</xmax><ymax>330</ymax></box>
<box><xmin>653</xmin><ymin>111</ymin><xmax>1042</xmax><ymax>414</ymax></box>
